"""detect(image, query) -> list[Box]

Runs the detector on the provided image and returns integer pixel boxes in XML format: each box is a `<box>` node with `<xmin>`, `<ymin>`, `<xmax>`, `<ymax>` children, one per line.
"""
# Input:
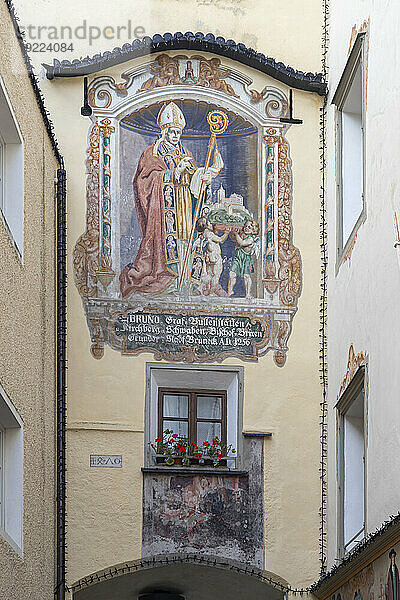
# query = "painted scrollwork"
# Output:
<box><xmin>88</xmin><ymin>89</ymin><xmax>112</xmax><ymax>109</ymax></box>
<box><xmin>249</xmin><ymin>86</ymin><xmax>289</xmax><ymax>119</ymax></box>
<box><xmin>73</xmin><ymin>117</ymin><xmax>116</xmax><ymax>297</ymax></box>
<box><xmin>338</xmin><ymin>345</ymin><xmax>367</xmax><ymax>398</ymax></box>
<box><xmin>266</xmin><ymin>98</ymin><xmax>288</xmax><ymax>119</ymax></box>
<box><xmin>89</xmin><ymin>75</ymin><xmax>131</xmax><ymax>108</ymax></box>
<box><xmin>276</xmin><ymin>137</ymin><xmax>302</xmax><ymax>306</ymax></box>
<box><xmin>73</xmin><ymin>121</ymin><xmax>101</xmax><ymax>297</ymax></box>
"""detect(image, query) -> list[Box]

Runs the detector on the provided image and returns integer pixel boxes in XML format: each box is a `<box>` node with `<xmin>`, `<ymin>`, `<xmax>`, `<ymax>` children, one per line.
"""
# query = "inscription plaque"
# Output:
<box><xmin>112</xmin><ymin>309</ymin><xmax>270</xmax><ymax>362</ymax></box>
<box><xmin>90</xmin><ymin>455</ymin><xmax>122</xmax><ymax>468</ymax></box>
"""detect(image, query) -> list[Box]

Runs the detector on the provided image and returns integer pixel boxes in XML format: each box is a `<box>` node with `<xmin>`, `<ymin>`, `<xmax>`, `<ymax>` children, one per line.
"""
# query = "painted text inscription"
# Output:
<box><xmin>114</xmin><ymin>310</ymin><xmax>267</xmax><ymax>360</ymax></box>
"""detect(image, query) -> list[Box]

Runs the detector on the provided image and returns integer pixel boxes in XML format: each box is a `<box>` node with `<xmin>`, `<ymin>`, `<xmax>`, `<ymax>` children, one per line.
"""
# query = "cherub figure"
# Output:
<box><xmin>196</xmin><ymin>58</ymin><xmax>239</xmax><ymax>97</ymax></box>
<box><xmin>138</xmin><ymin>55</ymin><xmax>181</xmax><ymax>91</ymax></box>
<box><xmin>228</xmin><ymin>219</ymin><xmax>260</xmax><ymax>298</ymax></box>
<box><xmin>195</xmin><ymin>217</ymin><xmax>229</xmax><ymax>294</ymax></box>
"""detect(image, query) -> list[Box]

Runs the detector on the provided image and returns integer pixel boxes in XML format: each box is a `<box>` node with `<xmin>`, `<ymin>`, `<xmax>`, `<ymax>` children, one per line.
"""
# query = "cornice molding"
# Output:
<box><xmin>42</xmin><ymin>31</ymin><xmax>327</xmax><ymax>96</ymax></box>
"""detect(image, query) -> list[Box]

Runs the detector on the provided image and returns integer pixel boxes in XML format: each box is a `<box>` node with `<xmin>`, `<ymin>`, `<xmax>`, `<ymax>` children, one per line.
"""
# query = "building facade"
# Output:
<box><xmin>9</xmin><ymin>1</ymin><xmax>328</xmax><ymax>598</ymax></box>
<box><xmin>313</xmin><ymin>3</ymin><xmax>400</xmax><ymax>600</ymax></box>
<box><xmin>0</xmin><ymin>2</ymin><xmax>62</xmax><ymax>599</ymax></box>
<box><xmin>7</xmin><ymin>1</ymin><xmax>400</xmax><ymax>600</ymax></box>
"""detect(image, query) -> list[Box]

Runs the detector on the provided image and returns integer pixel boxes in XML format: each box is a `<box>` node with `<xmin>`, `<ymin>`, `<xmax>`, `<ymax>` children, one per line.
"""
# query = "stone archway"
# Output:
<box><xmin>70</xmin><ymin>555</ymin><xmax>289</xmax><ymax>600</ymax></box>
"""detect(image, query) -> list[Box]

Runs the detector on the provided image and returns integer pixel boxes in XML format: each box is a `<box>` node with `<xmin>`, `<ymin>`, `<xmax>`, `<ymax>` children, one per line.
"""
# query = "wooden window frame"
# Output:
<box><xmin>158</xmin><ymin>387</ymin><xmax>227</xmax><ymax>446</ymax></box>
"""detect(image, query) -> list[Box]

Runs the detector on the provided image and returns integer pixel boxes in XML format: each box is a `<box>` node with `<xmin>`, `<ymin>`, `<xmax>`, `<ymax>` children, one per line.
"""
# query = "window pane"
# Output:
<box><xmin>197</xmin><ymin>422</ymin><xmax>221</xmax><ymax>444</ymax></box>
<box><xmin>197</xmin><ymin>396</ymin><xmax>222</xmax><ymax>419</ymax></box>
<box><xmin>163</xmin><ymin>420</ymin><xmax>188</xmax><ymax>438</ymax></box>
<box><xmin>163</xmin><ymin>394</ymin><xmax>188</xmax><ymax>418</ymax></box>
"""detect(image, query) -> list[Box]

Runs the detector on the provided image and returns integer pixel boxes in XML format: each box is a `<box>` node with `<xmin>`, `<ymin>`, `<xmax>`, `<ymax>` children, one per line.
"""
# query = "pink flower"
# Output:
<box><xmin>172</xmin><ymin>434</ymin><xmax>178</xmax><ymax>438</ymax></box>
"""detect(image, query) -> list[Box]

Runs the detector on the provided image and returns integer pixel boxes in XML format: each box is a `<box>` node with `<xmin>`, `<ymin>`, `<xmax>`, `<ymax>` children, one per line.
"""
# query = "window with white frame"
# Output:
<box><xmin>333</xmin><ymin>33</ymin><xmax>365</xmax><ymax>258</ymax></box>
<box><xmin>145</xmin><ymin>364</ymin><xmax>243</xmax><ymax>468</ymax></box>
<box><xmin>0</xmin><ymin>75</ymin><xmax>24</xmax><ymax>255</ymax></box>
<box><xmin>0</xmin><ymin>383</ymin><xmax>23</xmax><ymax>555</ymax></box>
<box><xmin>337</xmin><ymin>367</ymin><xmax>365</xmax><ymax>556</ymax></box>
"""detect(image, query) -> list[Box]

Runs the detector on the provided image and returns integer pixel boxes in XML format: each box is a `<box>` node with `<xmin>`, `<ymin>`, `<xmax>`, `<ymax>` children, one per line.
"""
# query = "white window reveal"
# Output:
<box><xmin>0</xmin><ymin>75</ymin><xmax>24</xmax><ymax>256</ymax></box>
<box><xmin>333</xmin><ymin>33</ymin><xmax>365</xmax><ymax>259</ymax></box>
<box><xmin>337</xmin><ymin>367</ymin><xmax>365</xmax><ymax>556</ymax></box>
<box><xmin>0</xmin><ymin>383</ymin><xmax>23</xmax><ymax>555</ymax></box>
<box><xmin>341</xmin><ymin>59</ymin><xmax>363</xmax><ymax>246</ymax></box>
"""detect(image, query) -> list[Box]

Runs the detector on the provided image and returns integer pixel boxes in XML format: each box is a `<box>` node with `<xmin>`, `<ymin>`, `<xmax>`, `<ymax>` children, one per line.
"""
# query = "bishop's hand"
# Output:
<box><xmin>176</xmin><ymin>157</ymin><xmax>194</xmax><ymax>178</ymax></box>
<box><xmin>201</xmin><ymin>169</ymin><xmax>213</xmax><ymax>184</ymax></box>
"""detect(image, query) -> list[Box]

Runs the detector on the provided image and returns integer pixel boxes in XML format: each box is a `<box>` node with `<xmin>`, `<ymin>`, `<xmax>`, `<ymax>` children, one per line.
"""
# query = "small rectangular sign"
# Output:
<box><xmin>90</xmin><ymin>455</ymin><xmax>122</xmax><ymax>468</ymax></box>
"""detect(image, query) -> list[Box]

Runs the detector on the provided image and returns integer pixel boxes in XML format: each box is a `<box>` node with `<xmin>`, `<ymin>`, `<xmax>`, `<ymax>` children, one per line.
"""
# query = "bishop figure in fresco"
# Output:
<box><xmin>120</xmin><ymin>102</ymin><xmax>223</xmax><ymax>297</ymax></box>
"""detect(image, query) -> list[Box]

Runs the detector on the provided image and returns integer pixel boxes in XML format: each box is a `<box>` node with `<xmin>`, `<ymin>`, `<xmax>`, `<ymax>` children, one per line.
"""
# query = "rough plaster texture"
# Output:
<box><xmin>12</xmin><ymin>0</ymin><xmax>324</xmax><ymax>591</ymax></box>
<box><xmin>326</xmin><ymin>2</ymin><xmax>400</xmax><ymax>568</ymax></box>
<box><xmin>0</xmin><ymin>4</ymin><xmax>58</xmax><ymax>599</ymax></box>
<box><xmin>142</xmin><ymin>439</ymin><xmax>263</xmax><ymax>567</ymax></box>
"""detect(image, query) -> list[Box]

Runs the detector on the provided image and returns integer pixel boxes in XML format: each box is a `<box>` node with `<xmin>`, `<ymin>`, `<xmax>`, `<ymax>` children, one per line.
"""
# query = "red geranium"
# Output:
<box><xmin>194</xmin><ymin>452</ymin><xmax>202</xmax><ymax>458</ymax></box>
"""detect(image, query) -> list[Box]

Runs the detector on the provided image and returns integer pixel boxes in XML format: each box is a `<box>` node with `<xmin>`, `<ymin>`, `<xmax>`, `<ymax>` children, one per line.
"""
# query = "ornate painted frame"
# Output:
<box><xmin>73</xmin><ymin>53</ymin><xmax>302</xmax><ymax>365</ymax></box>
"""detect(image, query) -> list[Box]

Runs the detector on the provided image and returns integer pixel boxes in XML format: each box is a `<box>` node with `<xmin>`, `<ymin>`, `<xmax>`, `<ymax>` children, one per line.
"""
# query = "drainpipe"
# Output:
<box><xmin>56</xmin><ymin>161</ymin><xmax>67</xmax><ymax>600</ymax></box>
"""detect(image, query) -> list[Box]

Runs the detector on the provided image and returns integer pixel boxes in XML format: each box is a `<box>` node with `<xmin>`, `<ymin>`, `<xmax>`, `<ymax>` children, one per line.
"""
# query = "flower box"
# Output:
<box><xmin>154</xmin><ymin>454</ymin><xmax>231</xmax><ymax>467</ymax></box>
<box><xmin>150</xmin><ymin>429</ymin><xmax>236</xmax><ymax>468</ymax></box>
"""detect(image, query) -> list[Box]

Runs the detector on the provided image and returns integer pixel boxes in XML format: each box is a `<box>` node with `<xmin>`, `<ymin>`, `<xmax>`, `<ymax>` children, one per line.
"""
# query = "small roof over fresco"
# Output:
<box><xmin>42</xmin><ymin>31</ymin><xmax>327</xmax><ymax>96</ymax></box>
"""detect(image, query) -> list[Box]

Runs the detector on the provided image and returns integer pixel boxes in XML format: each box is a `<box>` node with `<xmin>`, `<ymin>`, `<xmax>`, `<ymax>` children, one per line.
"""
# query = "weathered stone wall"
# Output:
<box><xmin>143</xmin><ymin>439</ymin><xmax>264</xmax><ymax>567</ymax></box>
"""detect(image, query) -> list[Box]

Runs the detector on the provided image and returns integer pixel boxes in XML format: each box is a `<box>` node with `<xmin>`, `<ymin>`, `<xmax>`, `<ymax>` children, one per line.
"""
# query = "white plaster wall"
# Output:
<box><xmin>326</xmin><ymin>1</ymin><xmax>400</xmax><ymax>568</ymax></box>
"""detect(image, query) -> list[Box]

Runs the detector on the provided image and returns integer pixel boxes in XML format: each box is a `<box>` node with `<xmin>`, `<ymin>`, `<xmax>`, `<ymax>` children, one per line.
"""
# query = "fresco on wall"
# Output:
<box><xmin>74</xmin><ymin>53</ymin><xmax>302</xmax><ymax>364</ymax></box>
<box><xmin>119</xmin><ymin>101</ymin><xmax>260</xmax><ymax>300</ymax></box>
<box><xmin>328</xmin><ymin>543</ymin><xmax>400</xmax><ymax>600</ymax></box>
<box><xmin>142</xmin><ymin>438</ymin><xmax>264</xmax><ymax>567</ymax></box>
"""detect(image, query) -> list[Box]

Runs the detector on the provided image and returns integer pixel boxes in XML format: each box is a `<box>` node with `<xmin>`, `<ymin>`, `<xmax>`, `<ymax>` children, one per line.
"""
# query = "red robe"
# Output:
<box><xmin>119</xmin><ymin>143</ymin><xmax>195</xmax><ymax>297</ymax></box>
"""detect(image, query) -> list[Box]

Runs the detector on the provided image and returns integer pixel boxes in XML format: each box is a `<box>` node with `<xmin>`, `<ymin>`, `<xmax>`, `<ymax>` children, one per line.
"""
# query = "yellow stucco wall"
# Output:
<box><xmin>0</xmin><ymin>4</ymin><xmax>58</xmax><ymax>599</ymax></box>
<box><xmin>11</xmin><ymin>0</ymin><xmax>324</xmax><ymax>591</ymax></box>
<box><xmin>61</xmin><ymin>74</ymin><xmax>322</xmax><ymax>589</ymax></box>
